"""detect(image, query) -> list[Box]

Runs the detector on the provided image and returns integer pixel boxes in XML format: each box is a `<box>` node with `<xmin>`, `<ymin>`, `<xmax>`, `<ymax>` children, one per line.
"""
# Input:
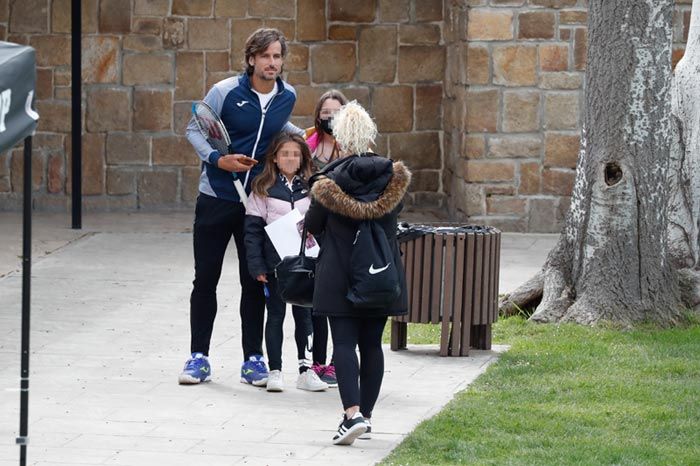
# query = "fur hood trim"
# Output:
<box><xmin>311</xmin><ymin>161</ymin><xmax>411</xmax><ymax>220</ymax></box>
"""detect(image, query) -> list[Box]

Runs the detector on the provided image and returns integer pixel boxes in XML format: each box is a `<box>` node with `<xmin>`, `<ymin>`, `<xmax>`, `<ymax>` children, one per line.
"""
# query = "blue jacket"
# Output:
<box><xmin>186</xmin><ymin>73</ymin><xmax>301</xmax><ymax>202</ymax></box>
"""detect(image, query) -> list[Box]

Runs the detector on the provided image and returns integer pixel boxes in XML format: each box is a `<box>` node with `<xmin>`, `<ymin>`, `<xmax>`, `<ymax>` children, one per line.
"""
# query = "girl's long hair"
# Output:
<box><xmin>251</xmin><ymin>133</ymin><xmax>313</xmax><ymax>197</ymax></box>
<box><xmin>312</xmin><ymin>89</ymin><xmax>348</xmax><ymax>162</ymax></box>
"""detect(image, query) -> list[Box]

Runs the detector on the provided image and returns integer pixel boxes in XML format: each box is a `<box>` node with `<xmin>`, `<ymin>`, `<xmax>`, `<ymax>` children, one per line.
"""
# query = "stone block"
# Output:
<box><xmin>133</xmin><ymin>89</ymin><xmax>173</xmax><ymax>132</ymax></box>
<box><xmin>409</xmin><ymin>170</ymin><xmax>440</xmax><ymax>192</ymax></box>
<box><xmin>163</xmin><ymin>17</ymin><xmax>186</xmax><ymax>49</ymax></box>
<box><xmin>82</xmin><ymin>0</ymin><xmax>99</xmax><ymax>33</ymax></box>
<box><xmin>464</xmin><ymin>160</ymin><xmax>514</xmax><ymax>182</ymax></box>
<box><xmin>518</xmin><ymin>11</ymin><xmax>555</xmax><ymax>39</ymax></box>
<box><xmin>52</xmin><ymin>0</ymin><xmax>70</xmax><ymax>33</ymax></box>
<box><xmin>286</xmin><ymin>44</ymin><xmax>309</xmax><ymax>71</ymax></box>
<box><xmin>528</xmin><ymin>198</ymin><xmax>560</xmax><ymax>233</ymax></box>
<box><xmin>206</xmin><ymin>51</ymin><xmax>229</xmax><ymax>71</ymax></box>
<box><xmin>36</xmin><ymin>100</ymin><xmax>72</xmax><ymax>133</ymax></box>
<box><xmin>123</xmin><ymin>53</ymin><xmax>173</xmax><ymax>86</ymax></box>
<box><xmin>182</xmin><ymin>166</ymin><xmax>201</xmax><ymax>202</ymax></box>
<box><xmin>231</xmin><ymin>18</ymin><xmax>264</xmax><ymax>69</ymax></box>
<box><xmin>389</xmin><ymin>132</ymin><xmax>441</xmax><ymax>170</ymax></box>
<box><xmin>47</xmin><ymin>153</ymin><xmax>64</xmax><ymax>193</ymax></box>
<box><xmin>519</xmin><ymin>161</ymin><xmax>540</xmax><ymax>194</ymax></box>
<box><xmin>488</xmin><ymin>135</ymin><xmax>541</xmax><ymax>158</ymax></box>
<box><xmin>415</xmin><ymin>0</ymin><xmax>443</xmax><ymax>21</ymax></box>
<box><xmin>329</xmin><ymin>0</ymin><xmax>376</xmax><ymax>22</ymax></box>
<box><xmin>502</xmin><ymin>91</ymin><xmax>540</xmax><ymax>132</ymax></box>
<box><xmin>453</xmin><ymin>179</ymin><xmax>484</xmax><ymax>216</ymax></box>
<box><xmin>250</xmin><ymin>0</ymin><xmax>294</xmax><ymax>18</ymax></box>
<box><xmin>466</xmin><ymin>89</ymin><xmax>498</xmax><ymax>133</ymax></box>
<box><xmin>30</xmin><ymin>35</ymin><xmax>71</xmax><ymax>67</ymax></box>
<box><xmin>173</xmin><ymin>102</ymin><xmax>193</xmax><ymax>135</ymax></box>
<box><xmin>359</xmin><ymin>27</ymin><xmax>397</xmax><ymax>83</ymax></box>
<box><xmin>380</xmin><ymin>0</ymin><xmax>410</xmax><ymax>22</ymax></box>
<box><xmin>82</xmin><ymin>36</ymin><xmax>120</xmax><ymax>84</ymax></box>
<box><xmin>341</xmin><ymin>87</ymin><xmax>371</xmax><ymax>109</ymax></box>
<box><xmin>10</xmin><ymin>0</ymin><xmax>47</xmax><ymax>33</ymax></box>
<box><xmin>215</xmin><ymin>0</ymin><xmax>247</xmax><ymax>17</ymax></box>
<box><xmin>484</xmin><ymin>184</ymin><xmax>516</xmax><ymax>196</ymax></box>
<box><xmin>542</xmin><ymin>168</ymin><xmax>574</xmax><ymax>196</ymax></box>
<box><xmin>68</xmin><ymin>133</ymin><xmax>105</xmax><ymax>195</ymax></box>
<box><xmin>36</xmin><ymin>68</ymin><xmax>52</xmax><ymax>100</ymax></box>
<box><xmin>85</xmin><ymin>86</ymin><xmax>130</xmax><ymax>131</ymax></box>
<box><xmin>491</xmin><ymin>0</ymin><xmax>525</xmax><ymax>5</ymax></box>
<box><xmin>172</xmin><ymin>0</ymin><xmax>212</xmax><ymax>16</ymax></box>
<box><xmin>175</xmin><ymin>52</ymin><xmax>205</xmax><ymax>100</ymax></box>
<box><xmin>372</xmin><ymin>86</ymin><xmax>413</xmax><ymax>133</ymax></box>
<box><xmin>493</xmin><ymin>45</ymin><xmax>537</xmax><ymax>86</ymax></box>
<box><xmin>34</xmin><ymin>133</ymin><xmax>64</xmax><ymax>152</ymax></box>
<box><xmin>188</xmin><ymin>18</ymin><xmax>229</xmax><ymax>50</ymax></box>
<box><xmin>529</xmin><ymin>0</ymin><xmax>577</xmax><ymax>7</ymax></box>
<box><xmin>574</xmin><ymin>27</ymin><xmax>587</xmax><ymax>70</ymax></box>
<box><xmin>106</xmin><ymin>133</ymin><xmax>150</xmax><ymax>165</ymax></box>
<box><xmin>544</xmin><ymin>92</ymin><xmax>579</xmax><ymax>130</ymax></box>
<box><xmin>673</xmin><ymin>47</ymin><xmax>685</xmax><ymax>70</ymax></box>
<box><xmin>486</xmin><ymin>196</ymin><xmax>526</xmax><ymax>215</ymax></box>
<box><xmin>297</xmin><ymin>0</ymin><xmax>325</xmax><ymax>41</ymax></box>
<box><xmin>544</xmin><ymin>132</ymin><xmax>579</xmax><ymax>168</ymax></box>
<box><xmin>99</xmin><ymin>0</ymin><xmax>131</xmax><ymax>33</ymax></box>
<box><xmin>466</xmin><ymin>45</ymin><xmax>489</xmax><ymax>85</ymax></box>
<box><xmin>291</xmin><ymin>86</ymin><xmax>326</xmax><ymax>117</ymax></box>
<box><xmin>415</xmin><ymin>84</ymin><xmax>442</xmax><ymax>130</ymax></box>
<box><xmin>55</xmin><ymin>70</ymin><xmax>71</xmax><ymax>86</ymax></box>
<box><xmin>310</xmin><ymin>44</ymin><xmax>356</xmax><ymax>83</ymax></box>
<box><xmin>559</xmin><ymin>9</ymin><xmax>587</xmax><ymax>24</ymax></box>
<box><xmin>539</xmin><ymin>44</ymin><xmax>569</xmax><ymax>71</ymax></box>
<box><xmin>329</xmin><ymin>25</ymin><xmax>356</xmax><ymax>40</ymax></box>
<box><xmin>55</xmin><ymin>87</ymin><xmax>71</xmax><ymax>100</ymax></box>
<box><xmin>206</xmin><ymin>71</ymin><xmax>230</xmax><ymax>90</ymax></box>
<box><xmin>539</xmin><ymin>71</ymin><xmax>582</xmax><ymax>90</ymax></box>
<box><xmin>399</xmin><ymin>24</ymin><xmax>441</xmax><ymax>45</ymax></box>
<box><xmin>467</xmin><ymin>9</ymin><xmax>513</xmax><ymax>41</ymax></box>
<box><xmin>135</xmin><ymin>0</ymin><xmax>170</xmax><ymax>16</ymax></box>
<box><xmin>138</xmin><ymin>170</ymin><xmax>178</xmax><ymax>207</ymax></box>
<box><xmin>559</xmin><ymin>28</ymin><xmax>571</xmax><ymax>40</ymax></box>
<box><xmin>286</xmin><ymin>71</ymin><xmax>310</xmax><ymax>86</ymax></box>
<box><xmin>153</xmin><ymin>136</ymin><xmax>196</xmax><ymax>166</ymax></box>
<box><xmin>398</xmin><ymin>46</ymin><xmax>445</xmax><ymax>82</ymax></box>
<box><xmin>463</xmin><ymin>134</ymin><xmax>485</xmax><ymax>159</ymax></box>
<box><xmin>11</xmin><ymin>150</ymin><xmax>44</xmax><ymax>192</ymax></box>
<box><xmin>132</xmin><ymin>18</ymin><xmax>160</xmax><ymax>35</ymax></box>
<box><xmin>124</xmin><ymin>35</ymin><xmax>163</xmax><ymax>52</ymax></box>
<box><xmin>263</xmin><ymin>19</ymin><xmax>295</xmax><ymax>42</ymax></box>
<box><xmin>107</xmin><ymin>167</ymin><xmax>136</xmax><ymax>195</ymax></box>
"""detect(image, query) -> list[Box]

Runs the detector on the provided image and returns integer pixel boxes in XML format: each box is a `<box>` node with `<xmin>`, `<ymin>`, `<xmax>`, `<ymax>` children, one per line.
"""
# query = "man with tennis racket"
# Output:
<box><xmin>180</xmin><ymin>28</ymin><xmax>303</xmax><ymax>387</ymax></box>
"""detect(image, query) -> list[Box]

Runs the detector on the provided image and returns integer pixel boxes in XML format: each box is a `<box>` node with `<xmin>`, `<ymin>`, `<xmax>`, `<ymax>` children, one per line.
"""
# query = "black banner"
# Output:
<box><xmin>0</xmin><ymin>42</ymin><xmax>38</xmax><ymax>154</ymax></box>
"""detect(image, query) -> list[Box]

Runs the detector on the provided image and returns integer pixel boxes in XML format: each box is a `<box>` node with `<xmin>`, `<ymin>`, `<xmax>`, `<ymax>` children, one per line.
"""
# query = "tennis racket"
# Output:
<box><xmin>191</xmin><ymin>101</ymin><xmax>249</xmax><ymax>205</ymax></box>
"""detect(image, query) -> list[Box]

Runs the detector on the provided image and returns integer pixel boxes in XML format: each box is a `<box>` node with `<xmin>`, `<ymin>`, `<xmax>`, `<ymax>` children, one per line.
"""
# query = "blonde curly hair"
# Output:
<box><xmin>332</xmin><ymin>100</ymin><xmax>377</xmax><ymax>156</ymax></box>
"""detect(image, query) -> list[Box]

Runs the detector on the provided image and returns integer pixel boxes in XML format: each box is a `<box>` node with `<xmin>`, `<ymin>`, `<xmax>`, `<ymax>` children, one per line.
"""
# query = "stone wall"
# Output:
<box><xmin>0</xmin><ymin>0</ymin><xmax>445</xmax><ymax>211</ymax></box>
<box><xmin>0</xmin><ymin>0</ymin><xmax>694</xmax><ymax>233</ymax></box>
<box><xmin>444</xmin><ymin>0</ymin><xmax>693</xmax><ymax>232</ymax></box>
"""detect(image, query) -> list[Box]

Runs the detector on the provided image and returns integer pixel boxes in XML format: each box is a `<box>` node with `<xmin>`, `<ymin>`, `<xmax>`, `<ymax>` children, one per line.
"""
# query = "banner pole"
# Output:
<box><xmin>71</xmin><ymin>0</ymin><xmax>82</xmax><ymax>229</ymax></box>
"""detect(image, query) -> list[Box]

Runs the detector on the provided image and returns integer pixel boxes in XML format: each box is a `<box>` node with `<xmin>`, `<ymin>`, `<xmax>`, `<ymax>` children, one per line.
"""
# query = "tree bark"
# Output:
<box><xmin>500</xmin><ymin>0</ymin><xmax>683</xmax><ymax>327</ymax></box>
<box><xmin>668</xmin><ymin>0</ymin><xmax>700</xmax><ymax>309</ymax></box>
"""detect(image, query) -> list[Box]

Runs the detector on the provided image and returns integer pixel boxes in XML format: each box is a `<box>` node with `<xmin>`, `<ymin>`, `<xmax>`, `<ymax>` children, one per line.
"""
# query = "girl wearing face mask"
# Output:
<box><xmin>305</xmin><ymin>89</ymin><xmax>349</xmax><ymax>171</ymax></box>
<box><xmin>244</xmin><ymin>133</ymin><xmax>329</xmax><ymax>393</ymax></box>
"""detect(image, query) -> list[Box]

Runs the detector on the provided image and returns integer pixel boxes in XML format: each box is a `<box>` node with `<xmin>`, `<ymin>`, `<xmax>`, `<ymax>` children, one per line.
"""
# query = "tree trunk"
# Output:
<box><xmin>500</xmin><ymin>0</ymin><xmax>683</xmax><ymax>327</ymax></box>
<box><xmin>668</xmin><ymin>0</ymin><xmax>700</xmax><ymax>308</ymax></box>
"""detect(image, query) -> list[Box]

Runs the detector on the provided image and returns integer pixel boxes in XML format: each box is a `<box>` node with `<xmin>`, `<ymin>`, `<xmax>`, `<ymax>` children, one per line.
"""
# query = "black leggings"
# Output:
<box><xmin>328</xmin><ymin>316</ymin><xmax>387</xmax><ymax>419</ymax></box>
<box><xmin>312</xmin><ymin>315</ymin><xmax>330</xmax><ymax>365</ymax></box>
<box><xmin>265</xmin><ymin>276</ymin><xmax>313</xmax><ymax>371</ymax></box>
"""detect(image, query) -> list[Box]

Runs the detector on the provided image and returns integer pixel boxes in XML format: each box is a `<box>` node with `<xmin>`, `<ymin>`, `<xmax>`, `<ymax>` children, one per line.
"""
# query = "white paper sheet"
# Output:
<box><xmin>264</xmin><ymin>208</ymin><xmax>319</xmax><ymax>259</ymax></box>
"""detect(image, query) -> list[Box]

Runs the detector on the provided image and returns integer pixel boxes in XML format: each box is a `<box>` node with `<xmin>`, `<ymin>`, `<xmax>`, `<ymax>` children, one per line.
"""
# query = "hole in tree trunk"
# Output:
<box><xmin>605</xmin><ymin>162</ymin><xmax>623</xmax><ymax>186</ymax></box>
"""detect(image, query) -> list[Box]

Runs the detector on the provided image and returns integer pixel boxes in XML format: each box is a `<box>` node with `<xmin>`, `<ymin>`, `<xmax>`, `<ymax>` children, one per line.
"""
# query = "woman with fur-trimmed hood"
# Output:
<box><xmin>304</xmin><ymin>101</ymin><xmax>411</xmax><ymax>445</ymax></box>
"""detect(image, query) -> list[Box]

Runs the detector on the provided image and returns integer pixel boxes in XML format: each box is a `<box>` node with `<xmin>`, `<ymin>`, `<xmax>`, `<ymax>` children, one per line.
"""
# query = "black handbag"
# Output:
<box><xmin>274</xmin><ymin>224</ymin><xmax>316</xmax><ymax>308</ymax></box>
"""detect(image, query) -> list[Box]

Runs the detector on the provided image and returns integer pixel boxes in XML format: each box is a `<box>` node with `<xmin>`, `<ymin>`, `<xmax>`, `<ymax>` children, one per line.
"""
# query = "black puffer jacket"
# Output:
<box><xmin>304</xmin><ymin>154</ymin><xmax>411</xmax><ymax>318</ymax></box>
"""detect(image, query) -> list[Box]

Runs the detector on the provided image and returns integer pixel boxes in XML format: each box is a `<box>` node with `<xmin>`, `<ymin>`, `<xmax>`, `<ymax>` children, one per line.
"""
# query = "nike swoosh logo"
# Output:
<box><xmin>200</xmin><ymin>367</ymin><xmax>209</xmax><ymax>373</ymax></box>
<box><xmin>369</xmin><ymin>263</ymin><xmax>390</xmax><ymax>274</ymax></box>
<box><xmin>237</xmin><ymin>101</ymin><xmax>249</xmax><ymax>107</ymax></box>
<box><xmin>242</xmin><ymin>369</ymin><xmax>253</xmax><ymax>374</ymax></box>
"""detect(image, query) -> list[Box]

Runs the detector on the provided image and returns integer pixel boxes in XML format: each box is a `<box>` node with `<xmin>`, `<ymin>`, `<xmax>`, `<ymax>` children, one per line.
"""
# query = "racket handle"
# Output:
<box><xmin>233</xmin><ymin>178</ymin><xmax>248</xmax><ymax>207</ymax></box>
<box><xmin>263</xmin><ymin>284</ymin><xmax>270</xmax><ymax>299</ymax></box>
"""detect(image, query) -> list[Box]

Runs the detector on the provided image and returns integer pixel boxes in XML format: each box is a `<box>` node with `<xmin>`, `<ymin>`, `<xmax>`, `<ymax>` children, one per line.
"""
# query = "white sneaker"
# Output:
<box><xmin>358</xmin><ymin>417</ymin><xmax>372</xmax><ymax>439</ymax></box>
<box><xmin>266</xmin><ymin>370</ymin><xmax>284</xmax><ymax>392</ymax></box>
<box><xmin>296</xmin><ymin>369</ymin><xmax>329</xmax><ymax>391</ymax></box>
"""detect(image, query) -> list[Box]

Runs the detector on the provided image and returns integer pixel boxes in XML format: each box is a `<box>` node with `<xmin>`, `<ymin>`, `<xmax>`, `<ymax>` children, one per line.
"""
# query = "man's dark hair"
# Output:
<box><xmin>244</xmin><ymin>28</ymin><xmax>287</xmax><ymax>75</ymax></box>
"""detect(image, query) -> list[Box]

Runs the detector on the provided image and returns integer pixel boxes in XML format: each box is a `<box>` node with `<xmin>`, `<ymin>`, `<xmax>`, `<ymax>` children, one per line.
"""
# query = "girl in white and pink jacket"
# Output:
<box><xmin>244</xmin><ymin>133</ymin><xmax>329</xmax><ymax>393</ymax></box>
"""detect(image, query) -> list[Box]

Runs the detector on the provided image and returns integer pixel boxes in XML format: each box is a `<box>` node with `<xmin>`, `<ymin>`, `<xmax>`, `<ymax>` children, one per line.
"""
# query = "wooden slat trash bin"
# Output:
<box><xmin>391</xmin><ymin>224</ymin><xmax>501</xmax><ymax>356</ymax></box>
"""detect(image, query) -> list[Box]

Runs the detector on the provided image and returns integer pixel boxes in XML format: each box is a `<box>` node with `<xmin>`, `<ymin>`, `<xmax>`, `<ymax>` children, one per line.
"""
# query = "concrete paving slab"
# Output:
<box><xmin>0</xmin><ymin>212</ymin><xmax>554</xmax><ymax>465</ymax></box>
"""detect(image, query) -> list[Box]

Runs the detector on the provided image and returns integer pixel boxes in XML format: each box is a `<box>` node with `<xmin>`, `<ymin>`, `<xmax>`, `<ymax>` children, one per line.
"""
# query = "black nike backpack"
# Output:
<box><xmin>346</xmin><ymin>220</ymin><xmax>401</xmax><ymax>308</ymax></box>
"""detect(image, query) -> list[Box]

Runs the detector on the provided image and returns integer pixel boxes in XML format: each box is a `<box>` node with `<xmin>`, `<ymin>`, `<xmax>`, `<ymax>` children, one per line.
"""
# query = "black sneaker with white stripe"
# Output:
<box><xmin>332</xmin><ymin>412</ymin><xmax>368</xmax><ymax>445</ymax></box>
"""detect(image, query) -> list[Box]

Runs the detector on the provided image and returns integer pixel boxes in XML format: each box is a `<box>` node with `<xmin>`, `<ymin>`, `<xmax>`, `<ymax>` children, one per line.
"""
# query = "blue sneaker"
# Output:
<box><xmin>240</xmin><ymin>355</ymin><xmax>268</xmax><ymax>386</ymax></box>
<box><xmin>178</xmin><ymin>353</ymin><xmax>211</xmax><ymax>385</ymax></box>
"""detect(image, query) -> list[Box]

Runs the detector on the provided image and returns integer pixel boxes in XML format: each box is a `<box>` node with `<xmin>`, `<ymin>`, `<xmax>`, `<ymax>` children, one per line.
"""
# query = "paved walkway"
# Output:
<box><xmin>0</xmin><ymin>212</ymin><xmax>556</xmax><ymax>466</ymax></box>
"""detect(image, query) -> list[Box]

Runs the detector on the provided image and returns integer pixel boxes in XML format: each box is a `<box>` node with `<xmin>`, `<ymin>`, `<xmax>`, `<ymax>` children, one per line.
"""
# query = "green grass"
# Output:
<box><xmin>381</xmin><ymin>317</ymin><xmax>700</xmax><ymax>465</ymax></box>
